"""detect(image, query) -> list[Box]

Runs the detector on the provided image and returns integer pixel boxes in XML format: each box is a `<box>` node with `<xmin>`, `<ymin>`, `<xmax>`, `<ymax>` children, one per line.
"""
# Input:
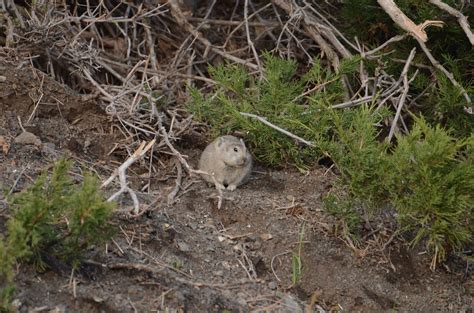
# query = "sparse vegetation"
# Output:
<box><xmin>0</xmin><ymin>159</ymin><xmax>115</xmax><ymax>311</ymax></box>
<box><xmin>291</xmin><ymin>222</ymin><xmax>306</xmax><ymax>285</ymax></box>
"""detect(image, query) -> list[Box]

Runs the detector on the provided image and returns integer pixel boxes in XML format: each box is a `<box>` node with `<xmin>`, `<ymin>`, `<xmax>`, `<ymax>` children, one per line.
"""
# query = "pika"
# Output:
<box><xmin>198</xmin><ymin>135</ymin><xmax>252</xmax><ymax>191</ymax></box>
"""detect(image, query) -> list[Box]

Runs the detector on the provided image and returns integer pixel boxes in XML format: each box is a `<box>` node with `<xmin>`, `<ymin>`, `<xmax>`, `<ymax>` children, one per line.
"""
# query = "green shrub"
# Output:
<box><xmin>386</xmin><ymin>118</ymin><xmax>473</xmax><ymax>264</ymax></box>
<box><xmin>188</xmin><ymin>53</ymin><xmax>357</xmax><ymax>169</ymax></box>
<box><xmin>0</xmin><ymin>240</ymin><xmax>16</xmax><ymax>310</ymax></box>
<box><xmin>423</xmin><ymin>72</ymin><xmax>474</xmax><ymax>138</ymax></box>
<box><xmin>0</xmin><ymin>158</ymin><xmax>115</xmax><ymax>310</ymax></box>
<box><xmin>327</xmin><ymin>105</ymin><xmax>391</xmax><ymax>208</ymax></box>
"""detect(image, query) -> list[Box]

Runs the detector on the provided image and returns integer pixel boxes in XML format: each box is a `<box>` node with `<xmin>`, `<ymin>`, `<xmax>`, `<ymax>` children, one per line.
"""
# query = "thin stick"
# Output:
<box><xmin>240</xmin><ymin>112</ymin><xmax>315</xmax><ymax>147</ymax></box>
<box><xmin>244</xmin><ymin>0</ymin><xmax>263</xmax><ymax>78</ymax></box>
<box><xmin>167</xmin><ymin>160</ymin><xmax>183</xmax><ymax>205</ymax></box>
<box><xmin>363</xmin><ymin>35</ymin><xmax>407</xmax><ymax>57</ymax></box>
<box><xmin>428</xmin><ymin>0</ymin><xmax>474</xmax><ymax>46</ymax></box>
<box><xmin>26</xmin><ymin>75</ymin><xmax>45</xmax><ymax>124</ymax></box>
<box><xmin>387</xmin><ymin>48</ymin><xmax>416</xmax><ymax>141</ymax></box>
<box><xmin>102</xmin><ymin>140</ymin><xmax>156</xmax><ymax>214</ymax></box>
<box><xmin>187</xmin><ymin>17</ymin><xmax>279</xmax><ymax>27</ymax></box>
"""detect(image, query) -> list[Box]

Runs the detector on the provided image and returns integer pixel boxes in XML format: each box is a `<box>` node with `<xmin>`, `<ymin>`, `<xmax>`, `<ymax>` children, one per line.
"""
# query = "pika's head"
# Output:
<box><xmin>216</xmin><ymin>135</ymin><xmax>249</xmax><ymax>167</ymax></box>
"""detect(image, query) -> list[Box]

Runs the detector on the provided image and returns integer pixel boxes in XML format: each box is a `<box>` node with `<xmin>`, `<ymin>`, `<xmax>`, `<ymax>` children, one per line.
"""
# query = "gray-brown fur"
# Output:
<box><xmin>198</xmin><ymin>135</ymin><xmax>252</xmax><ymax>191</ymax></box>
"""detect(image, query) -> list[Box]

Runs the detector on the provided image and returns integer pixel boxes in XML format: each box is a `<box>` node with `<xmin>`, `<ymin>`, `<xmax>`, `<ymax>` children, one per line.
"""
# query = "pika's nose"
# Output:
<box><xmin>223</xmin><ymin>181</ymin><xmax>228</xmax><ymax>188</ymax></box>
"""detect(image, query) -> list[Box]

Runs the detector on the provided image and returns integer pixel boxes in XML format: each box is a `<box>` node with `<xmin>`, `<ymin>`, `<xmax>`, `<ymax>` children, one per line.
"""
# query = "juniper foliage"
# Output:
<box><xmin>0</xmin><ymin>159</ymin><xmax>115</xmax><ymax>310</ymax></box>
<box><xmin>387</xmin><ymin>118</ymin><xmax>473</xmax><ymax>262</ymax></box>
<box><xmin>189</xmin><ymin>53</ymin><xmax>358</xmax><ymax>169</ymax></box>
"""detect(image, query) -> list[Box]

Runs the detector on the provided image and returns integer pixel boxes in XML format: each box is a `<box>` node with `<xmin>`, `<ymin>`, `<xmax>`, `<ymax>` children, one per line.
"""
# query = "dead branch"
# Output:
<box><xmin>272</xmin><ymin>0</ymin><xmax>343</xmax><ymax>69</ymax></box>
<box><xmin>377</xmin><ymin>0</ymin><xmax>444</xmax><ymax>42</ymax></box>
<box><xmin>168</xmin><ymin>0</ymin><xmax>259</xmax><ymax>70</ymax></box>
<box><xmin>244</xmin><ymin>0</ymin><xmax>263</xmax><ymax>77</ymax></box>
<box><xmin>240</xmin><ymin>112</ymin><xmax>315</xmax><ymax>147</ymax></box>
<box><xmin>387</xmin><ymin>48</ymin><xmax>416</xmax><ymax>141</ymax></box>
<box><xmin>102</xmin><ymin>140</ymin><xmax>156</xmax><ymax>214</ymax></box>
<box><xmin>428</xmin><ymin>0</ymin><xmax>474</xmax><ymax>46</ymax></box>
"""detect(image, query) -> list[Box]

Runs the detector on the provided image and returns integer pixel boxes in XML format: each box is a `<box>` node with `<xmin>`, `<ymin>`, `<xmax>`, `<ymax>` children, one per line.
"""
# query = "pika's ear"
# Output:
<box><xmin>215</xmin><ymin>137</ymin><xmax>224</xmax><ymax>148</ymax></box>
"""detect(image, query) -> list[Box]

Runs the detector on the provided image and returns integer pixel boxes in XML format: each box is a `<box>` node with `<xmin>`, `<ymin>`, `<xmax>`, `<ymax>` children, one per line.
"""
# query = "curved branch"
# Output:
<box><xmin>377</xmin><ymin>0</ymin><xmax>444</xmax><ymax>42</ymax></box>
<box><xmin>429</xmin><ymin>0</ymin><xmax>474</xmax><ymax>46</ymax></box>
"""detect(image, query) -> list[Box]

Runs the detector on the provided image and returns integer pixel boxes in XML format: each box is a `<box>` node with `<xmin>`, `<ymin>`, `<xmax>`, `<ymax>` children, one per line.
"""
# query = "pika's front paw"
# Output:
<box><xmin>215</xmin><ymin>183</ymin><xmax>226</xmax><ymax>190</ymax></box>
<box><xmin>227</xmin><ymin>184</ymin><xmax>237</xmax><ymax>191</ymax></box>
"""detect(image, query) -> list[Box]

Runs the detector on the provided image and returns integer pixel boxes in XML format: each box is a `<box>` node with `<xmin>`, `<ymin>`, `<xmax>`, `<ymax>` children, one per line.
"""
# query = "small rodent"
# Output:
<box><xmin>198</xmin><ymin>135</ymin><xmax>252</xmax><ymax>191</ymax></box>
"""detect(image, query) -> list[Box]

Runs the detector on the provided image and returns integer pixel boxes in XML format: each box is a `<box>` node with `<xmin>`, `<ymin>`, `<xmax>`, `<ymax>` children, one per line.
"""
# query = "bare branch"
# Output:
<box><xmin>429</xmin><ymin>0</ymin><xmax>474</xmax><ymax>46</ymax></box>
<box><xmin>388</xmin><ymin>48</ymin><xmax>417</xmax><ymax>142</ymax></box>
<box><xmin>377</xmin><ymin>0</ymin><xmax>444</xmax><ymax>42</ymax></box>
<box><xmin>240</xmin><ymin>112</ymin><xmax>315</xmax><ymax>147</ymax></box>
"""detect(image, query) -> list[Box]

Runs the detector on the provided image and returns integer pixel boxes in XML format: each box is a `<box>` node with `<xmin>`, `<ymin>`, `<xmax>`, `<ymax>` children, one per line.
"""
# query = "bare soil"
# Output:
<box><xmin>0</xmin><ymin>61</ymin><xmax>472</xmax><ymax>312</ymax></box>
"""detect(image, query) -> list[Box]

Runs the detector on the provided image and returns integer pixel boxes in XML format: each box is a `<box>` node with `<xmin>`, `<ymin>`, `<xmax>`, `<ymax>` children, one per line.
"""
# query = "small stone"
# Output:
<box><xmin>268</xmin><ymin>281</ymin><xmax>278</xmax><ymax>290</ymax></box>
<box><xmin>0</xmin><ymin>76</ymin><xmax>6</xmax><ymax>82</ymax></box>
<box><xmin>11</xmin><ymin>299</ymin><xmax>21</xmax><ymax>309</ymax></box>
<box><xmin>14</xmin><ymin>131</ymin><xmax>41</xmax><ymax>146</ymax></box>
<box><xmin>281</xmin><ymin>294</ymin><xmax>303</xmax><ymax>313</ymax></box>
<box><xmin>260</xmin><ymin>233</ymin><xmax>273</xmax><ymax>241</ymax></box>
<box><xmin>245</xmin><ymin>235</ymin><xmax>258</xmax><ymax>242</ymax></box>
<box><xmin>213</xmin><ymin>270</ymin><xmax>224</xmax><ymax>277</ymax></box>
<box><xmin>92</xmin><ymin>295</ymin><xmax>105</xmax><ymax>303</ymax></box>
<box><xmin>177</xmin><ymin>241</ymin><xmax>191</xmax><ymax>252</ymax></box>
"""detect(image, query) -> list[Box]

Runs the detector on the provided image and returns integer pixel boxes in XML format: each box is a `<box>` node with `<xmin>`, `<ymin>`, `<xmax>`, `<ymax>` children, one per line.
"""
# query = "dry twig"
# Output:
<box><xmin>102</xmin><ymin>140</ymin><xmax>156</xmax><ymax>214</ymax></box>
<box><xmin>377</xmin><ymin>0</ymin><xmax>444</xmax><ymax>42</ymax></box>
<box><xmin>240</xmin><ymin>112</ymin><xmax>315</xmax><ymax>147</ymax></box>
<box><xmin>428</xmin><ymin>0</ymin><xmax>474</xmax><ymax>46</ymax></box>
<box><xmin>387</xmin><ymin>48</ymin><xmax>417</xmax><ymax>141</ymax></box>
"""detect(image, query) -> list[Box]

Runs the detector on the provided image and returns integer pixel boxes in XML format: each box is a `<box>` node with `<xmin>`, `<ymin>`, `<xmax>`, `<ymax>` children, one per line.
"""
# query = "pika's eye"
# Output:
<box><xmin>233</xmin><ymin>147</ymin><xmax>239</xmax><ymax>152</ymax></box>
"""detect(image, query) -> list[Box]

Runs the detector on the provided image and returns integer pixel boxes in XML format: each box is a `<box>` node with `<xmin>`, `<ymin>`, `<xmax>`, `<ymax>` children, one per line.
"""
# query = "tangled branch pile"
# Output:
<box><xmin>1</xmin><ymin>0</ymin><xmax>473</xmax><ymax>267</ymax></box>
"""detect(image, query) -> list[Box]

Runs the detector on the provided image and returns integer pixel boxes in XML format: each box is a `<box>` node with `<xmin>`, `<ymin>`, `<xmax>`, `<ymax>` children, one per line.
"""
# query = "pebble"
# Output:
<box><xmin>281</xmin><ymin>294</ymin><xmax>303</xmax><ymax>313</ymax></box>
<box><xmin>11</xmin><ymin>299</ymin><xmax>22</xmax><ymax>310</ymax></box>
<box><xmin>0</xmin><ymin>76</ymin><xmax>6</xmax><ymax>82</ymax></box>
<box><xmin>268</xmin><ymin>281</ymin><xmax>278</xmax><ymax>290</ymax></box>
<box><xmin>177</xmin><ymin>241</ymin><xmax>191</xmax><ymax>252</ymax></box>
<box><xmin>14</xmin><ymin>131</ymin><xmax>42</xmax><ymax>146</ymax></box>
